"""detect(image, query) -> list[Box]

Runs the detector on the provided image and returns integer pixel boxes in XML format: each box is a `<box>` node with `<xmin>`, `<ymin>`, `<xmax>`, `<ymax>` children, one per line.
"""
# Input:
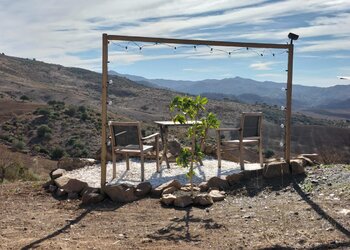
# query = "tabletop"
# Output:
<box><xmin>154</xmin><ymin>120</ymin><xmax>201</xmax><ymax>126</ymax></box>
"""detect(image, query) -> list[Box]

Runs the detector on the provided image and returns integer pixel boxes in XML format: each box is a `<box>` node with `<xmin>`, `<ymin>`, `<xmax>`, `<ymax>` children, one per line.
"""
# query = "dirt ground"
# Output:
<box><xmin>0</xmin><ymin>165</ymin><xmax>349</xmax><ymax>250</ymax></box>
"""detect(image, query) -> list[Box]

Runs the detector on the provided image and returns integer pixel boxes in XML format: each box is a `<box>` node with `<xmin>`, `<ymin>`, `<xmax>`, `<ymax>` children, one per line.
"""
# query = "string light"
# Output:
<box><xmin>107</xmin><ymin>100</ymin><xmax>112</xmax><ymax>105</ymax></box>
<box><xmin>108</xmin><ymin>79</ymin><xmax>113</xmax><ymax>85</ymax></box>
<box><xmin>281</xmin><ymin>106</ymin><xmax>286</xmax><ymax>111</ymax></box>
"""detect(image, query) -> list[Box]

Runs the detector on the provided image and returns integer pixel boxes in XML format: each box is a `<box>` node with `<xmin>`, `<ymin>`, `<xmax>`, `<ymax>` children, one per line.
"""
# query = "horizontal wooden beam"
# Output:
<box><xmin>106</xmin><ymin>34</ymin><xmax>290</xmax><ymax>50</ymax></box>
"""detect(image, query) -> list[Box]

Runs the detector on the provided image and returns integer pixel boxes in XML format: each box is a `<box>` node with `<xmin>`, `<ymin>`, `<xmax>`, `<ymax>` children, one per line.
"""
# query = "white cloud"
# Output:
<box><xmin>250</xmin><ymin>61</ymin><xmax>277</xmax><ymax>70</ymax></box>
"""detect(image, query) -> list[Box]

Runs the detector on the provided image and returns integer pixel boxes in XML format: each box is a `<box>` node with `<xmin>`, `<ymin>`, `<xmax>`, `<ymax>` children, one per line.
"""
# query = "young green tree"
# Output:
<box><xmin>170</xmin><ymin>95</ymin><xmax>220</xmax><ymax>196</ymax></box>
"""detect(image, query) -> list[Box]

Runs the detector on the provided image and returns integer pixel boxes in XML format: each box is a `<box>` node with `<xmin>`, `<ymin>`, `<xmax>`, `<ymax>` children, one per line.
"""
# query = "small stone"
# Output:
<box><xmin>163</xmin><ymin>186</ymin><xmax>178</xmax><ymax>194</ymax></box>
<box><xmin>160</xmin><ymin>194</ymin><xmax>176</xmax><ymax>206</ymax></box>
<box><xmin>198</xmin><ymin>182</ymin><xmax>208</xmax><ymax>192</ymax></box>
<box><xmin>151</xmin><ymin>179</ymin><xmax>181</xmax><ymax>197</ymax></box>
<box><xmin>311</xmin><ymin>179</ymin><xmax>319</xmax><ymax>184</ymax></box>
<box><xmin>174</xmin><ymin>195</ymin><xmax>193</xmax><ymax>208</ymax></box>
<box><xmin>193</xmin><ymin>193</ymin><xmax>214</xmax><ymax>206</ymax></box>
<box><xmin>82</xmin><ymin>192</ymin><xmax>105</xmax><ymax>205</ymax></box>
<box><xmin>67</xmin><ymin>192</ymin><xmax>79</xmax><ymax>199</ymax></box>
<box><xmin>209</xmin><ymin>190</ymin><xmax>225</xmax><ymax>202</ymax></box>
<box><xmin>48</xmin><ymin>185</ymin><xmax>57</xmax><ymax>193</ymax></box>
<box><xmin>56</xmin><ymin>188</ymin><xmax>67</xmax><ymax>197</ymax></box>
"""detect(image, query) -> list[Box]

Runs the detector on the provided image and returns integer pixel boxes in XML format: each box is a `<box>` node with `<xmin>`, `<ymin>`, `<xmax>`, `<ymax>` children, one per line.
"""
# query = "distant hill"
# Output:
<box><xmin>111</xmin><ymin>72</ymin><xmax>350</xmax><ymax>113</ymax></box>
<box><xmin>1</xmin><ymin>54</ymin><xmax>349</xmax><ymax>163</ymax></box>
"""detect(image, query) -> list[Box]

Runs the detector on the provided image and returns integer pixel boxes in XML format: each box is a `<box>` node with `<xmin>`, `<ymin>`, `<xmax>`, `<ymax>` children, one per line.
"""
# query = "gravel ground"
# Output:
<box><xmin>64</xmin><ymin>157</ymin><xmax>261</xmax><ymax>188</ymax></box>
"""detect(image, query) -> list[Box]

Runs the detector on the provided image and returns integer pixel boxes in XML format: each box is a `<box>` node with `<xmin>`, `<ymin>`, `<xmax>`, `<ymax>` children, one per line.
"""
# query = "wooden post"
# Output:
<box><xmin>285</xmin><ymin>43</ymin><xmax>294</xmax><ymax>163</ymax></box>
<box><xmin>101</xmin><ymin>33</ymin><xmax>108</xmax><ymax>190</ymax></box>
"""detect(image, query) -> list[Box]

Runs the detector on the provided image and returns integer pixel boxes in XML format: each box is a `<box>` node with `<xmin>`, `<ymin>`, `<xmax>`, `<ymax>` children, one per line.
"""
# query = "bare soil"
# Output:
<box><xmin>1</xmin><ymin>165</ymin><xmax>349</xmax><ymax>249</ymax></box>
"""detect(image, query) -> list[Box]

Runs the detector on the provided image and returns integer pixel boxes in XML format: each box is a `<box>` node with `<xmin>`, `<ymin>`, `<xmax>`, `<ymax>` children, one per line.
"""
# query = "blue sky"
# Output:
<box><xmin>1</xmin><ymin>0</ymin><xmax>350</xmax><ymax>87</ymax></box>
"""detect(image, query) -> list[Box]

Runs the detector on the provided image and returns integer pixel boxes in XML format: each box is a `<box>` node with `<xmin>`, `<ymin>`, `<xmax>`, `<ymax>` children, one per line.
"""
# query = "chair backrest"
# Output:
<box><xmin>240</xmin><ymin>112</ymin><xmax>262</xmax><ymax>138</ymax></box>
<box><xmin>109</xmin><ymin>121</ymin><xmax>142</xmax><ymax>149</ymax></box>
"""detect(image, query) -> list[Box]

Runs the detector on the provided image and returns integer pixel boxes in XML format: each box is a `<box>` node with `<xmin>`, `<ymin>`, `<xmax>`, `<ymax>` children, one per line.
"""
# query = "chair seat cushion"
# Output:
<box><xmin>115</xmin><ymin>144</ymin><xmax>153</xmax><ymax>154</ymax></box>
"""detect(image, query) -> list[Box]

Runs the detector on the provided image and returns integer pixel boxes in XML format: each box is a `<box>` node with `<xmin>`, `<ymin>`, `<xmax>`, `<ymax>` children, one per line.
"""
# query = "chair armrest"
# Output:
<box><xmin>142</xmin><ymin>133</ymin><xmax>160</xmax><ymax>140</ymax></box>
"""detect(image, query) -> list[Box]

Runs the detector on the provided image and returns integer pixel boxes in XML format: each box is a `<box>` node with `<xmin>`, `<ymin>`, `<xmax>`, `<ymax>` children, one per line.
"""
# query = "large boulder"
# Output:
<box><xmin>299</xmin><ymin>153</ymin><xmax>320</xmax><ymax>164</ymax></box>
<box><xmin>54</xmin><ymin>176</ymin><xmax>88</xmax><ymax>193</ymax></box>
<box><xmin>226</xmin><ymin>172</ymin><xmax>244</xmax><ymax>186</ymax></box>
<box><xmin>263</xmin><ymin>161</ymin><xmax>290</xmax><ymax>178</ymax></box>
<box><xmin>160</xmin><ymin>194</ymin><xmax>177</xmax><ymax>206</ymax></box>
<box><xmin>174</xmin><ymin>195</ymin><xmax>193</xmax><ymax>208</ymax></box>
<box><xmin>167</xmin><ymin>140</ymin><xmax>181</xmax><ymax>156</ymax></box>
<box><xmin>151</xmin><ymin>179</ymin><xmax>182</xmax><ymax>197</ymax></box>
<box><xmin>104</xmin><ymin>184</ymin><xmax>138</xmax><ymax>202</ymax></box>
<box><xmin>50</xmin><ymin>168</ymin><xmax>66</xmax><ymax>180</ymax></box>
<box><xmin>82</xmin><ymin>192</ymin><xmax>105</xmax><ymax>205</ymax></box>
<box><xmin>135</xmin><ymin>182</ymin><xmax>152</xmax><ymax>198</ymax></box>
<box><xmin>207</xmin><ymin>177</ymin><xmax>229</xmax><ymax>190</ymax></box>
<box><xmin>198</xmin><ymin>182</ymin><xmax>208</xmax><ymax>192</ymax></box>
<box><xmin>57</xmin><ymin>157</ymin><xmax>97</xmax><ymax>171</ymax></box>
<box><xmin>209</xmin><ymin>190</ymin><xmax>226</xmax><ymax>202</ymax></box>
<box><xmin>290</xmin><ymin>159</ymin><xmax>305</xmax><ymax>175</ymax></box>
<box><xmin>193</xmin><ymin>193</ymin><xmax>213</xmax><ymax>206</ymax></box>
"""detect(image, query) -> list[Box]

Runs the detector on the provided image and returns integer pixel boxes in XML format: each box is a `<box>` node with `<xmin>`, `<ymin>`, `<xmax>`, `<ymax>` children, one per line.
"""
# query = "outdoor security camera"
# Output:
<box><xmin>288</xmin><ymin>33</ymin><xmax>299</xmax><ymax>41</ymax></box>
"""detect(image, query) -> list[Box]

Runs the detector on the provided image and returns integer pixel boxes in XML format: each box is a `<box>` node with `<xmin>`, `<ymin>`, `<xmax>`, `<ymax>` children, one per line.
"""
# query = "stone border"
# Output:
<box><xmin>43</xmin><ymin>155</ymin><xmax>316</xmax><ymax>207</ymax></box>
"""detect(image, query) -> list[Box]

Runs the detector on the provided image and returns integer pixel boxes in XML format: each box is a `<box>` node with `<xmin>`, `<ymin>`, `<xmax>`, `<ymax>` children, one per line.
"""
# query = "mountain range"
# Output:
<box><xmin>111</xmin><ymin>71</ymin><xmax>350</xmax><ymax>118</ymax></box>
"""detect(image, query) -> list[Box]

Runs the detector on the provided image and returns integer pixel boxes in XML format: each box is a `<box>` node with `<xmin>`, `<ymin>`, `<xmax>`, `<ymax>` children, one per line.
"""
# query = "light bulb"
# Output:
<box><xmin>107</xmin><ymin>100</ymin><xmax>112</xmax><ymax>105</ymax></box>
<box><xmin>281</xmin><ymin>87</ymin><xmax>286</xmax><ymax>91</ymax></box>
<box><xmin>281</xmin><ymin>106</ymin><xmax>285</xmax><ymax>110</ymax></box>
<box><xmin>108</xmin><ymin>80</ymin><xmax>113</xmax><ymax>84</ymax></box>
<box><xmin>280</xmin><ymin>124</ymin><xmax>285</xmax><ymax>128</ymax></box>
<box><xmin>279</xmin><ymin>141</ymin><xmax>284</xmax><ymax>147</ymax></box>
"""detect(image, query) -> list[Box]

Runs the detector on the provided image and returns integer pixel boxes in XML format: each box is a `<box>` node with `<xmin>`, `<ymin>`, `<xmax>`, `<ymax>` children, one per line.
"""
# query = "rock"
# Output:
<box><xmin>57</xmin><ymin>157</ymin><xmax>97</xmax><ymax>171</ymax></box>
<box><xmin>50</xmin><ymin>168</ymin><xmax>66</xmax><ymax>180</ymax></box>
<box><xmin>180</xmin><ymin>186</ymin><xmax>200</xmax><ymax>192</ymax></box>
<box><xmin>226</xmin><ymin>172</ymin><xmax>244</xmax><ymax>186</ymax></box>
<box><xmin>151</xmin><ymin>179</ymin><xmax>182</xmax><ymax>197</ymax></box>
<box><xmin>296</xmin><ymin>156</ymin><xmax>314</xmax><ymax>166</ymax></box>
<box><xmin>54</xmin><ymin>176</ymin><xmax>88</xmax><ymax>193</ymax></box>
<box><xmin>209</xmin><ymin>190</ymin><xmax>226</xmax><ymax>202</ymax></box>
<box><xmin>299</xmin><ymin>153</ymin><xmax>320</xmax><ymax>164</ymax></box>
<box><xmin>104</xmin><ymin>184</ymin><xmax>138</xmax><ymax>202</ymax></box>
<box><xmin>160</xmin><ymin>194</ymin><xmax>177</xmax><ymax>206</ymax></box>
<box><xmin>290</xmin><ymin>159</ymin><xmax>305</xmax><ymax>175</ymax></box>
<box><xmin>80</xmin><ymin>186</ymin><xmax>100</xmax><ymax>197</ymax></box>
<box><xmin>48</xmin><ymin>184</ymin><xmax>57</xmax><ymax>193</ymax></box>
<box><xmin>193</xmin><ymin>193</ymin><xmax>214</xmax><ymax>206</ymax></box>
<box><xmin>82</xmin><ymin>192</ymin><xmax>105</xmax><ymax>205</ymax></box>
<box><xmin>135</xmin><ymin>182</ymin><xmax>152</xmax><ymax>197</ymax></box>
<box><xmin>263</xmin><ymin>161</ymin><xmax>290</xmax><ymax>178</ymax></box>
<box><xmin>163</xmin><ymin>186</ymin><xmax>178</xmax><ymax>194</ymax></box>
<box><xmin>67</xmin><ymin>192</ymin><xmax>79</xmax><ymax>199</ymax></box>
<box><xmin>198</xmin><ymin>182</ymin><xmax>208</xmax><ymax>192</ymax></box>
<box><xmin>42</xmin><ymin>180</ymin><xmax>54</xmax><ymax>189</ymax></box>
<box><xmin>174</xmin><ymin>195</ymin><xmax>193</xmax><ymax>208</ymax></box>
<box><xmin>203</xmin><ymin>144</ymin><xmax>215</xmax><ymax>155</ymax></box>
<box><xmin>56</xmin><ymin>188</ymin><xmax>67</xmax><ymax>197</ymax></box>
<box><xmin>207</xmin><ymin>177</ymin><xmax>229</xmax><ymax>190</ymax></box>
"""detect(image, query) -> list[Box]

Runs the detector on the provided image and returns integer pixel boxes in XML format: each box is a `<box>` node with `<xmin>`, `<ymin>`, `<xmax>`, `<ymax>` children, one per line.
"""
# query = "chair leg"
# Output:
<box><xmin>216</xmin><ymin>131</ymin><xmax>221</xmax><ymax>168</ymax></box>
<box><xmin>156</xmin><ymin>135</ymin><xmax>160</xmax><ymax>173</ymax></box>
<box><xmin>239</xmin><ymin>142</ymin><xmax>244</xmax><ymax>170</ymax></box>
<box><xmin>259</xmin><ymin>140</ymin><xmax>263</xmax><ymax>168</ymax></box>
<box><xmin>126</xmin><ymin>154</ymin><xmax>130</xmax><ymax>170</ymax></box>
<box><xmin>140</xmin><ymin>153</ymin><xmax>145</xmax><ymax>182</ymax></box>
<box><xmin>112</xmin><ymin>151</ymin><xmax>117</xmax><ymax>179</ymax></box>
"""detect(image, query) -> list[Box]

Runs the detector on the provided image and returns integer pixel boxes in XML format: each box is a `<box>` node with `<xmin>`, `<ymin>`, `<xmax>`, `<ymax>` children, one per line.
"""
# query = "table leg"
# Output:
<box><xmin>163</xmin><ymin>126</ymin><xmax>170</xmax><ymax>168</ymax></box>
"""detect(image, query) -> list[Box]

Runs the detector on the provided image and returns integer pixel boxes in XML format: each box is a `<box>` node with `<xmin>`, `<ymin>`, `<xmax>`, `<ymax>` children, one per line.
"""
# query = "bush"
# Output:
<box><xmin>36</xmin><ymin>107</ymin><xmax>52</xmax><ymax>118</ymax></box>
<box><xmin>0</xmin><ymin>160</ymin><xmax>39</xmax><ymax>183</ymax></box>
<box><xmin>37</xmin><ymin>125</ymin><xmax>52</xmax><ymax>138</ymax></box>
<box><xmin>20</xmin><ymin>95</ymin><xmax>30</xmax><ymax>101</ymax></box>
<box><xmin>51</xmin><ymin>147</ymin><xmax>65</xmax><ymax>160</ymax></box>
<box><xmin>64</xmin><ymin>106</ymin><xmax>77</xmax><ymax>117</ymax></box>
<box><xmin>78</xmin><ymin>105</ymin><xmax>86</xmax><ymax>113</ymax></box>
<box><xmin>81</xmin><ymin>112</ymin><xmax>88</xmax><ymax>121</ymax></box>
<box><xmin>12</xmin><ymin>140</ymin><xmax>26</xmax><ymax>151</ymax></box>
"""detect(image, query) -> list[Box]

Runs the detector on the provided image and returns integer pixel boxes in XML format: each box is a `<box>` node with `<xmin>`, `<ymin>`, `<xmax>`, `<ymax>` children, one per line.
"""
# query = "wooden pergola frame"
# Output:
<box><xmin>101</xmin><ymin>33</ymin><xmax>295</xmax><ymax>189</ymax></box>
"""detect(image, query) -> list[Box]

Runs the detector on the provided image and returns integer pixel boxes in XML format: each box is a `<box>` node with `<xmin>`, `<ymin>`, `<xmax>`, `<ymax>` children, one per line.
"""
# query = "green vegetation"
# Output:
<box><xmin>170</xmin><ymin>95</ymin><xmax>220</xmax><ymax>196</ymax></box>
<box><xmin>20</xmin><ymin>95</ymin><xmax>30</xmax><ymax>101</ymax></box>
<box><xmin>0</xmin><ymin>157</ymin><xmax>39</xmax><ymax>183</ymax></box>
<box><xmin>37</xmin><ymin>125</ymin><xmax>52</xmax><ymax>138</ymax></box>
<box><xmin>50</xmin><ymin>146</ymin><xmax>65</xmax><ymax>160</ymax></box>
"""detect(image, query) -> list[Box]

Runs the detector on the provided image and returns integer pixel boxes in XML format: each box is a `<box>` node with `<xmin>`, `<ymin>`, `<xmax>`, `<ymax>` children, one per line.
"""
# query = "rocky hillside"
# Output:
<box><xmin>0</xmin><ymin>54</ymin><xmax>349</xmax><ymax>162</ymax></box>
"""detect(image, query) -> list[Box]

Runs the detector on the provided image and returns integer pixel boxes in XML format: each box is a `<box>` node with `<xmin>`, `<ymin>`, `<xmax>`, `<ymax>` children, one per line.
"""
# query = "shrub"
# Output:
<box><xmin>20</xmin><ymin>95</ymin><xmax>30</xmax><ymax>101</ymax></box>
<box><xmin>0</xmin><ymin>160</ymin><xmax>39</xmax><ymax>183</ymax></box>
<box><xmin>78</xmin><ymin>105</ymin><xmax>86</xmax><ymax>113</ymax></box>
<box><xmin>51</xmin><ymin>147</ymin><xmax>65</xmax><ymax>160</ymax></box>
<box><xmin>64</xmin><ymin>106</ymin><xmax>77</xmax><ymax>117</ymax></box>
<box><xmin>37</xmin><ymin>125</ymin><xmax>52</xmax><ymax>138</ymax></box>
<box><xmin>81</xmin><ymin>112</ymin><xmax>88</xmax><ymax>121</ymax></box>
<box><xmin>36</xmin><ymin>107</ymin><xmax>52</xmax><ymax>118</ymax></box>
<box><xmin>12</xmin><ymin>140</ymin><xmax>26</xmax><ymax>151</ymax></box>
